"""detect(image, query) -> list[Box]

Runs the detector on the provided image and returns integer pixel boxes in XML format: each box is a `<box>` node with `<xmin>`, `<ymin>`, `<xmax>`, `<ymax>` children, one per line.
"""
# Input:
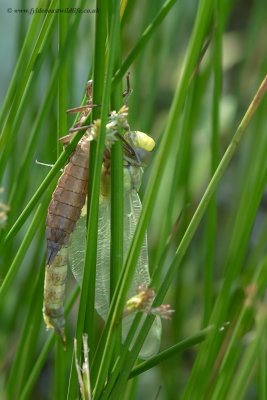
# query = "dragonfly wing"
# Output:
<box><xmin>68</xmin><ymin>200</ymin><xmax>111</xmax><ymax>322</ymax></box>
<box><xmin>95</xmin><ymin>197</ymin><xmax>111</xmax><ymax>320</ymax></box>
<box><xmin>68</xmin><ymin>206</ymin><xmax>86</xmax><ymax>287</ymax></box>
<box><xmin>69</xmin><ymin>193</ymin><xmax>161</xmax><ymax>359</ymax></box>
<box><xmin>123</xmin><ymin>191</ymin><xmax>150</xmax><ymax>295</ymax></box>
<box><xmin>122</xmin><ymin>191</ymin><xmax>162</xmax><ymax>359</ymax></box>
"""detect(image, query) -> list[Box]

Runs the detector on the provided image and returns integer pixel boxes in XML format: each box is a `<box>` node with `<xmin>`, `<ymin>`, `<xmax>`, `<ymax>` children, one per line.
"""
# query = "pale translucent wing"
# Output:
<box><xmin>95</xmin><ymin>197</ymin><xmax>111</xmax><ymax>320</ymax></box>
<box><xmin>68</xmin><ymin>193</ymin><xmax>162</xmax><ymax>359</ymax></box>
<box><xmin>68</xmin><ymin>207</ymin><xmax>86</xmax><ymax>286</ymax></box>
<box><xmin>123</xmin><ymin>191</ymin><xmax>150</xmax><ymax>294</ymax></box>
<box><xmin>68</xmin><ymin>200</ymin><xmax>111</xmax><ymax>322</ymax></box>
<box><xmin>122</xmin><ymin>191</ymin><xmax>162</xmax><ymax>359</ymax></box>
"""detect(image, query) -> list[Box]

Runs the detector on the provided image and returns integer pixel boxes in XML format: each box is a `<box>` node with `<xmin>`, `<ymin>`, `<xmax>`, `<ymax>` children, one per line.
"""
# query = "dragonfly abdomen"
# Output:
<box><xmin>43</xmin><ymin>247</ymin><xmax>68</xmax><ymax>340</ymax></box>
<box><xmin>45</xmin><ymin>138</ymin><xmax>90</xmax><ymax>265</ymax></box>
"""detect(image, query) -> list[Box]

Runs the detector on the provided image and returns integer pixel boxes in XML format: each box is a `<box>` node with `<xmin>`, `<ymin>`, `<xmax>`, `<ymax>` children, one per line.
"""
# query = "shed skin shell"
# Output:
<box><xmin>43</xmin><ymin>81</ymin><xmax>93</xmax><ymax>342</ymax></box>
<box><xmin>43</xmin><ymin>137</ymin><xmax>90</xmax><ymax>341</ymax></box>
<box><xmin>45</xmin><ymin>138</ymin><xmax>90</xmax><ymax>265</ymax></box>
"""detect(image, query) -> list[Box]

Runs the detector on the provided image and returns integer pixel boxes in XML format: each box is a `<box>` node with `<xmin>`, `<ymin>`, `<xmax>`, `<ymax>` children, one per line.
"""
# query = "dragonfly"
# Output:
<box><xmin>43</xmin><ymin>81</ymin><xmax>161</xmax><ymax>358</ymax></box>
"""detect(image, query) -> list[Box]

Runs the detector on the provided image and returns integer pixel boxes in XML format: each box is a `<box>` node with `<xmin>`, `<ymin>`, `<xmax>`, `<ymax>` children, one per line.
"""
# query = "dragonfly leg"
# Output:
<box><xmin>58</xmin><ymin>133</ymin><xmax>76</xmax><ymax>145</ymax></box>
<box><xmin>35</xmin><ymin>160</ymin><xmax>64</xmax><ymax>172</ymax></box>
<box><xmin>122</xmin><ymin>71</ymin><xmax>133</xmax><ymax>103</ymax></box>
<box><xmin>66</xmin><ymin>104</ymin><xmax>101</xmax><ymax>114</ymax></box>
<box><xmin>69</xmin><ymin>124</ymin><xmax>91</xmax><ymax>133</ymax></box>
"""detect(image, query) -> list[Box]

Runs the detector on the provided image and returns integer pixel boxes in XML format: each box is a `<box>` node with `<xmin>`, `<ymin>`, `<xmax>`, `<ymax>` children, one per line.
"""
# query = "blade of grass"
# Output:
<box><xmin>1</xmin><ymin>0</ymin><xmax>90</xmax><ymax>245</ymax></box>
<box><xmin>0</xmin><ymin>193</ymin><xmax>50</xmax><ymax>300</ymax></box>
<box><xmin>81</xmin><ymin>8</ymin><xmax>105</xmax><ymax>361</ymax></box>
<box><xmin>6</xmin><ymin>256</ymin><xmax>45</xmax><ymax>399</ymax></box>
<box><xmin>110</xmin><ymin>0</ymin><xmax>123</xmax><ymax>362</ymax></box>
<box><xmin>53</xmin><ymin>3</ymin><xmax>69</xmax><ymax>399</ymax></box>
<box><xmin>67</xmin><ymin>0</ymin><xmax>120</xmax><ymax>398</ymax></box>
<box><xmin>0</xmin><ymin>0</ymin><xmax>44</xmax><ymax>132</ymax></box>
<box><xmin>0</xmin><ymin>128</ymin><xmax>84</xmax><ymax>254</ymax></box>
<box><xmin>210</xmin><ymin>256</ymin><xmax>267</xmax><ymax>399</ymax></box>
<box><xmin>129</xmin><ymin>325</ymin><xmax>214</xmax><ymax>379</ymax></box>
<box><xmin>120</xmin><ymin>0</ymin><xmax>137</xmax><ymax>28</ymax></box>
<box><xmin>0</xmin><ymin>0</ymin><xmax>58</xmax><ymax>178</ymax></box>
<box><xmin>227</xmin><ymin>310</ymin><xmax>267</xmax><ymax>400</ymax></box>
<box><xmin>83</xmin><ymin>0</ymin><xmax>107</xmax><ymax>350</ymax></box>
<box><xmin>57</xmin><ymin>0</ymin><xmax>68</xmax><ymax>156</ymax></box>
<box><xmin>259</xmin><ymin>326</ymin><xmax>267</xmax><ymax>400</ymax></box>
<box><xmin>6</xmin><ymin>12</ymin><xmax>58</xmax><ymax>219</ymax></box>
<box><xmin>102</xmin><ymin>324</ymin><xmax>213</xmax><ymax>400</ymax></box>
<box><xmin>100</xmin><ymin>313</ymin><xmax>143</xmax><ymax>400</ymax></box>
<box><xmin>203</xmin><ymin>3</ymin><xmax>222</xmax><ymax>325</ymax></box>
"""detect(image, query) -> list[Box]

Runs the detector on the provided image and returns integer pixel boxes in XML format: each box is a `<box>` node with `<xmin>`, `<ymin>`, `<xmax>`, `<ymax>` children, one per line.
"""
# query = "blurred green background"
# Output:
<box><xmin>0</xmin><ymin>0</ymin><xmax>267</xmax><ymax>399</ymax></box>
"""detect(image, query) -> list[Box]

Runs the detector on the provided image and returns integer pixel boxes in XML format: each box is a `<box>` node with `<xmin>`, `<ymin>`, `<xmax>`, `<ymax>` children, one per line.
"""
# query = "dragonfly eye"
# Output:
<box><xmin>122</xmin><ymin>131</ymin><xmax>155</xmax><ymax>167</ymax></box>
<box><xmin>134</xmin><ymin>147</ymin><xmax>151</xmax><ymax>164</ymax></box>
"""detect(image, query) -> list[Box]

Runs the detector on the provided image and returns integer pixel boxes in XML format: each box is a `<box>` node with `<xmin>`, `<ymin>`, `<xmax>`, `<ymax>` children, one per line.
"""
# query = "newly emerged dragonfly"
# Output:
<box><xmin>43</xmin><ymin>80</ymin><xmax>161</xmax><ymax>358</ymax></box>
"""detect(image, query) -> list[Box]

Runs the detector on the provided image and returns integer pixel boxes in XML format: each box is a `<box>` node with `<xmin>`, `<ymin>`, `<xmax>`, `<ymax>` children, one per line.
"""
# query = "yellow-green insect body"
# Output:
<box><xmin>69</xmin><ymin>115</ymin><xmax>161</xmax><ymax>359</ymax></box>
<box><xmin>43</xmin><ymin>247</ymin><xmax>68</xmax><ymax>343</ymax></box>
<box><xmin>43</xmin><ymin>98</ymin><xmax>161</xmax><ymax>357</ymax></box>
<box><xmin>125</xmin><ymin>130</ymin><xmax>155</xmax><ymax>152</ymax></box>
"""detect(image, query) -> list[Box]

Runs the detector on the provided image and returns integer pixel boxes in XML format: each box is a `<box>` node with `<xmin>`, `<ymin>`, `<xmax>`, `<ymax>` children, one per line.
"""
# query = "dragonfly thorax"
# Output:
<box><xmin>123</xmin><ymin>165</ymin><xmax>143</xmax><ymax>192</ymax></box>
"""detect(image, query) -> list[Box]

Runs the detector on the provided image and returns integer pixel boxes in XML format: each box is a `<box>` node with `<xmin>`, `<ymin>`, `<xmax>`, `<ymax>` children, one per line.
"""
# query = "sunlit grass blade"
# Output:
<box><xmin>83</xmin><ymin>0</ymin><xmax>107</xmax><ymax>350</ymax></box>
<box><xmin>53</xmin><ymin>5</ymin><xmax>69</xmax><ymax>398</ymax></box>
<box><xmin>110</xmin><ymin>1</ymin><xmax>123</xmax><ymax>362</ymax></box>
<box><xmin>67</xmin><ymin>1</ymin><xmax>121</xmax><ymax>398</ymax></box>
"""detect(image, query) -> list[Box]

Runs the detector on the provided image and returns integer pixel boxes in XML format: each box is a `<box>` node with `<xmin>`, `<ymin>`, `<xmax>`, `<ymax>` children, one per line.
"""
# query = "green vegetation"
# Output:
<box><xmin>0</xmin><ymin>0</ymin><xmax>267</xmax><ymax>399</ymax></box>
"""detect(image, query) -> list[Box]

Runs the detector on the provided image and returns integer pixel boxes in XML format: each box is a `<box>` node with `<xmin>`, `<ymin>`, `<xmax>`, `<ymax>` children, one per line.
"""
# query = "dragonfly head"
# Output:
<box><xmin>124</xmin><ymin>131</ymin><xmax>155</xmax><ymax>166</ymax></box>
<box><xmin>129</xmin><ymin>131</ymin><xmax>155</xmax><ymax>152</ymax></box>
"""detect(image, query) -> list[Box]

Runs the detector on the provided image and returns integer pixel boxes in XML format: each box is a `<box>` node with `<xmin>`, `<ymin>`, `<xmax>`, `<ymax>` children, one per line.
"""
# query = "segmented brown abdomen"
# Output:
<box><xmin>45</xmin><ymin>137</ymin><xmax>90</xmax><ymax>265</ymax></box>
